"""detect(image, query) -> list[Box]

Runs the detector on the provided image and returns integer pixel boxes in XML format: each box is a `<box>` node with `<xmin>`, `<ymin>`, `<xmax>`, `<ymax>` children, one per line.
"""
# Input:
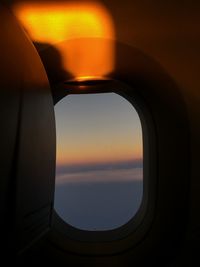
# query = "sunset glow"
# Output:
<box><xmin>57</xmin><ymin>143</ymin><xmax>142</xmax><ymax>165</ymax></box>
<box><xmin>55</xmin><ymin>93</ymin><xmax>143</xmax><ymax>168</ymax></box>
<box><xmin>57</xmin><ymin>138</ymin><xmax>142</xmax><ymax>166</ymax></box>
<box><xmin>13</xmin><ymin>1</ymin><xmax>115</xmax><ymax>80</ymax></box>
<box><xmin>54</xmin><ymin>93</ymin><xmax>143</xmax><ymax>229</ymax></box>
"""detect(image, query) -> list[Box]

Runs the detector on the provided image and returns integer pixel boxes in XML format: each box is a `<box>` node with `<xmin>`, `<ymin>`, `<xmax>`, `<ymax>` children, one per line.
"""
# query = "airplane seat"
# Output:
<box><xmin>0</xmin><ymin>4</ymin><xmax>55</xmax><ymax>258</ymax></box>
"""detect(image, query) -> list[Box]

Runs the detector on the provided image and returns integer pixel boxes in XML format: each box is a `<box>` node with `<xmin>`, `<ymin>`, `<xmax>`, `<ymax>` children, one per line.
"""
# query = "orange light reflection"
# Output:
<box><xmin>13</xmin><ymin>1</ymin><xmax>115</xmax><ymax>80</ymax></box>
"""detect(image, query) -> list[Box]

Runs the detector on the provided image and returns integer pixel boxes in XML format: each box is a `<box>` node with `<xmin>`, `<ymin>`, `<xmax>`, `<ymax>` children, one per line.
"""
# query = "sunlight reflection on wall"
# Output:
<box><xmin>13</xmin><ymin>1</ymin><xmax>115</xmax><ymax>80</ymax></box>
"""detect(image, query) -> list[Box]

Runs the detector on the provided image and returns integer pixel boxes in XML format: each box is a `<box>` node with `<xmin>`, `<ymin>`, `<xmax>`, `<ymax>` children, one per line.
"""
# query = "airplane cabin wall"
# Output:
<box><xmin>101</xmin><ymin>0</ymin><xmax>200</xmax><ymax>263</ymax></box>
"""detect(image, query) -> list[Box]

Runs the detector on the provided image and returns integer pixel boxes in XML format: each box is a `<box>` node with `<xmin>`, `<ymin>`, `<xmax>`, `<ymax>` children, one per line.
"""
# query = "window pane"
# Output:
<box><xmin>54</xmin><ymin>93</ymin><xmax>143</xmax><ymax>231</ymax></box>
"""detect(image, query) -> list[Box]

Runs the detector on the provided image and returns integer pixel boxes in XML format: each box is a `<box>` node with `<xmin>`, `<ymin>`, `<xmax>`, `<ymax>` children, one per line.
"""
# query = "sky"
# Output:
<box><xmin>55</xmin><ymin>92</ymin><xmax>143</xmax><ymax>170</ymax></box>
<box><xmin>54</xmin><ymin>93</ymin><xmax>143</xmax><ymax>230</ymax></box>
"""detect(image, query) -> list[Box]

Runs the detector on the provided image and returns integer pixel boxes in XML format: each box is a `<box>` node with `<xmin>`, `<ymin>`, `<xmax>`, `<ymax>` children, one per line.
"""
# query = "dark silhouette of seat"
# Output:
<box><xmin>0</xmin><ymin>4</ymin><xmax>55</xmax><ymax>259</ymax></box>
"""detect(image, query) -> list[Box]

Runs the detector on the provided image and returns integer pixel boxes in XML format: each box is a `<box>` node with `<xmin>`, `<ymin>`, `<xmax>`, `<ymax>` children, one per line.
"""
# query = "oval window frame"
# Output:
<box><xmin>50</xmin><ymin>79</ymin><xmax>157</xmax><ymax>255</ymax></box>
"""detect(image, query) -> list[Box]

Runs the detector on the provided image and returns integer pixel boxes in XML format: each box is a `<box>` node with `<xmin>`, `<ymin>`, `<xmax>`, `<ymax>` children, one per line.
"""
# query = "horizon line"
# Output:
<box><xmin>56</xmin><ymin>158</ymin><xmax>143</xmax><ymax>176</ymax></box>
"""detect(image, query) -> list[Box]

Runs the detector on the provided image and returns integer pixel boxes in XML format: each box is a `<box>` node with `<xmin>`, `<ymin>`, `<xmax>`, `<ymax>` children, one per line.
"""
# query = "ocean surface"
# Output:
<box><xmin>54</xmin><ymin>168</ymin><xmax>143</xmax><ymax>231</ymax></box>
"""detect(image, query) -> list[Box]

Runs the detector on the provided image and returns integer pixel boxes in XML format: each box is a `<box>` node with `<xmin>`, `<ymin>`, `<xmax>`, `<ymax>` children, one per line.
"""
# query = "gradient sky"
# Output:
<box><xmin>55</xmin><ymin>93</ymin><xmax>143</xmax><ymax>167</ymax></box>
<box><xmin>54</xmin><ymin>92</ymin><xmax>143</xmax><ymax>228</ymax></box>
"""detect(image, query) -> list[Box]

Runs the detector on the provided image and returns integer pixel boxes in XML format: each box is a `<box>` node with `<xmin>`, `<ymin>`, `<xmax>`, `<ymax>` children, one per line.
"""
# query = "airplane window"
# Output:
<box><xmin>54</xmin><ymin>93</ymin><xmax>143</xmax><ymax>231</ymax></box>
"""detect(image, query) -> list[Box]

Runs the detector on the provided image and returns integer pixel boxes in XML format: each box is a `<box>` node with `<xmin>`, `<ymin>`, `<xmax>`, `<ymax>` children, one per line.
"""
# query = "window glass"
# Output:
<box><xmin>54</xmin><ymin>93</ymin><xmax>143</xmax><ymax>231</ymax></box>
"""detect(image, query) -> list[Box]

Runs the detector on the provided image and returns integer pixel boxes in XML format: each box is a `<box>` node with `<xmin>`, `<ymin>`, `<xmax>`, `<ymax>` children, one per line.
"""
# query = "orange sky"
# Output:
<box><xmin>57</xmin><ymin>143</ymin><xmax>142</xmax><ymax>166</ymax></box>
<box><xmin>55</xmin><ymin>93</ymin><xmax>143</xmax><ymax>166</ymax></box>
